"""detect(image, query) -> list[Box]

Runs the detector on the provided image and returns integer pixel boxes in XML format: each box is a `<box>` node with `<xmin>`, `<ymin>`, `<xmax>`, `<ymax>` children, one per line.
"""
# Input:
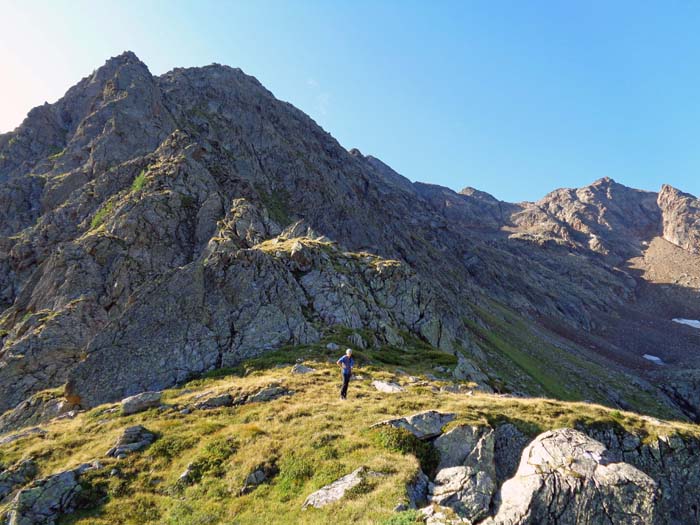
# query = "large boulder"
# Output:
<box><xmin>484</xmin><ymin>428</ymin><xmax>659</xmax><ymax>525</ymax></box>
<box><xmin>586</xmin><ymin>426</ymin><xmax>700</xmax><ymax>524</ymax></box>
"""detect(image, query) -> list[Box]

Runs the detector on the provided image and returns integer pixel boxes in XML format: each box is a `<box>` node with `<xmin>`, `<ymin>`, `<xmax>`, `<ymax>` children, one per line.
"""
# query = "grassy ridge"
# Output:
<box><xmin>0</xmin><ymin>343</ymin><xmax>696</xmax><ymax>525</ymax></box>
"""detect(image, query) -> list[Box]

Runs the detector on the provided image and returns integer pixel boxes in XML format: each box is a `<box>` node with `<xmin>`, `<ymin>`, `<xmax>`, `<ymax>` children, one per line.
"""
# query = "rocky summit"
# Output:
<box><xmin>1</xmin><ymin>52</ymin><xmax>700</xmax><ymax>524</ymax></box>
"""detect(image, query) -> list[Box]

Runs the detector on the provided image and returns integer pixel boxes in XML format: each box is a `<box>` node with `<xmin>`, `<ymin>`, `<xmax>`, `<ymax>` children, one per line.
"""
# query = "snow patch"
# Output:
<box><xmin>643</xmin><ymin>354</ymin><xmax>665</xmax><ymax>365</ymax></box>
<box><xmin>672</xmin><ymin>318</ymin><xmax>700</xmax><ymax>329</ymax></box>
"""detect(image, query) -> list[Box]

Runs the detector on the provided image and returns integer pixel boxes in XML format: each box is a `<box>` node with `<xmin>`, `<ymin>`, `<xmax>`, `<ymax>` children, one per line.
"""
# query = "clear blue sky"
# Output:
<box><xmin>1</xmin><ymin>0</ymin><xmax>700</xmax><ymax>201</ymax></box>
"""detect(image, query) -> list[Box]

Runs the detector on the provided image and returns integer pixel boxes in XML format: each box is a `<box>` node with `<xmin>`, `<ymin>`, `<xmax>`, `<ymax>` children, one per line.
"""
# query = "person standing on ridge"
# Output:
<box><xmin>337</xmin><ymin>348</ymin><xmax>355</xmax><ymax>400</ymax></box>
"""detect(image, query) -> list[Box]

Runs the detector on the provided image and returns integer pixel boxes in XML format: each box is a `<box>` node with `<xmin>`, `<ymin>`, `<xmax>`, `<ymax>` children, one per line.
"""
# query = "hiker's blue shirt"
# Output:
<box><xmin>337</xmin><ymin>355</ymin><xmax>355</xmax><ymax>376</ymax></box>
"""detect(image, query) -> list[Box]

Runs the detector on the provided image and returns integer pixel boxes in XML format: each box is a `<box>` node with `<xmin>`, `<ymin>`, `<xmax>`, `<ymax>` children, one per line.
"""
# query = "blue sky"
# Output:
<box><xmin>1</xmin><ymin>1</ymin><xmax>700</xmax><ymax>201</ymax></box>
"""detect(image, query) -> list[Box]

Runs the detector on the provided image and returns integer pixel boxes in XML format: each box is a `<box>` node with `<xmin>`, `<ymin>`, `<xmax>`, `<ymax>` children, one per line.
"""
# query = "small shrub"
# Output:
<box><xmin>345</xmin><ymin>476</ymin><xmax>376</xmax><ymax>499</ymax></box>
<box><xmin>123</xmin><ymin>494</ymin><xmax>161</xmax><ymax>523</ymax></box>
<box><xmin>374</xmin><ymin>427</ymin><xmax>440</xmax><ymax>477</ymax></box>
<box><xmin>149</xmin><ymin>434</ymin><xmax>198</xmax><ymax>461</ymax></box>
<box><xmin>186</xmin><ymin>437</ymin><xmax>238</xmax><ymax>482</ymax></box>
<box><xmin>167</xmin><ymin>502</ymin><xmax>221</xmax><ymax>525</ymax></box>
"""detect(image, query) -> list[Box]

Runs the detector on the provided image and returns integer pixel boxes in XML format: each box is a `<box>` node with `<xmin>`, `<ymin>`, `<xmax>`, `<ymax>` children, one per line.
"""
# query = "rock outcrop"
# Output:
<box><xmin>0</xmin><ymin>460</ymin><xmax>37</xmax><ymax>502</ymax></box>
<box><xmin>485</xmin><ymin>429</ymin><xmax>658</xmax><ymax>525</ymax></box>
<box><xmin>373</xmin><ymin>410</ymin><xmax>700</xmax><ymax>525</ymax></box>
<box><xmin>3</xmin><ymin>461</ymin><xmax>101</xmax><ymax>525</ymax></box>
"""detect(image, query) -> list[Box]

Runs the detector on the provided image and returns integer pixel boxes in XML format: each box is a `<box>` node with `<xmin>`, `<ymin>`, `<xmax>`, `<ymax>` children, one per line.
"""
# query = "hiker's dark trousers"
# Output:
<box><xmin>340</xmin><ymin>373</ymin><xmax>351</xmax><ymax>398</ymax></box>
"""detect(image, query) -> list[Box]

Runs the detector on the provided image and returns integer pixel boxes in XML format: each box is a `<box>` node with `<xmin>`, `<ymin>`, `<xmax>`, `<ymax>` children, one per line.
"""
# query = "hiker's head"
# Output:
<box><xmin>346</xmin><ymin>348</ymin><xmax>353</xmax><ymax>356</ymax></box>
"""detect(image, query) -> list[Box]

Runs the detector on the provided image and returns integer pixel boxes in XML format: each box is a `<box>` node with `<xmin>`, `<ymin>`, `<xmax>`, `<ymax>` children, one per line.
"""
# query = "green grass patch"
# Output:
<box><xmin>131</xmin><ymin>169</ymin><xmax>148</xmax><ymax>192</ymax></box>
<box><xmin>255</xmin><ymin>185</ymin><xmax>292</xmax><ymax>227</ymax></box>
<box><xmin>381</xmin><ymin>511</ymin><xmax>422</xmax><ymax>525</ymax></box>
<box><xmin>90</xmin><ymin>200</ymin><xmax>116</xmax><ymax>230</ymax></box>
<box><xmin>275</xmin><ymin>453</ymin><xmax>315</xmax><ymax>501</ymax></box>
<box><xmin>185</xmin><ymin>436</ymin><xmax>238</xmax><ymax>482</ymax></box>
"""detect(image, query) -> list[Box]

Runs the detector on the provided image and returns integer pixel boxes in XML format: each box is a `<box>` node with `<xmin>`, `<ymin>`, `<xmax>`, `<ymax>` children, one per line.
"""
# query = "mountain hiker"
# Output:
<box><xmin>337</xmin><ymin>348</ymin><xmax>355</xmax><ymax>400</ymax></box>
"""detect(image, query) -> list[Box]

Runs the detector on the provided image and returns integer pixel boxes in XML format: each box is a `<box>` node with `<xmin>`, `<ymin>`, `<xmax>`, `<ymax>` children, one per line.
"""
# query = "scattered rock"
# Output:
<box><xmin>106</xmin><ymin>425</ymin><xmax>156</xmax><ymax>458</ymax></box>
<box><xmin>302</xmin><ymin>466</ymin><xmax>377</xmax><ymax>509</ymax></box>
<box><xmin>120</xmin><ymin>391</ymin><xmax>162</xmax><ymax>415</ymax></box>
<box><xmin>291</xmin><ymin>364</ymin><xmax>315</xmax><ymax>374</ymax></box>
<box><xmin>178</xmin><ymin>463</ymin><xmax>196</xmax><ymax>486</ymax></box>
<box><xmin>372</xmin><ymin>411</ymin><xmax>455</xmax><ymax>440</ymax></box>
<box><xmin>247</xmin><ymin>386</ymin><xmax>292</xmax><ymax>403</ymax></box>
<box><xmin>371</xmin><ymin>380</ymin><xmax>404</xmax><ymax>394</ymax></box>
<box><xmin>194</xmin><ymin>393</ymin><xmax>233</xmax><ymax>410</ymax></box>
<box><xmin>326</xmin><ymin>343</ymin><xmax>340</xmax><ymax>351</ymax></box>
<box><xmin>239</xmin><ymin>461</ymin><xmax>279</xmax><ymax>495</ymax></box>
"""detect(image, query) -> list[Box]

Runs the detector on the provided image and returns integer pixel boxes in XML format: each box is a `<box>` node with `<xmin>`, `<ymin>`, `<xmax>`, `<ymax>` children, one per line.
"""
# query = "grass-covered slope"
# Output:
<box><xmin>465</xmin><ymin>300</ymin><xmax>680</xmax><ymax>419</ymax></box>
<box><xmin>0</xmin><ymin>344</ymin><xmax>697</xmax><ymax>525</ymax></box>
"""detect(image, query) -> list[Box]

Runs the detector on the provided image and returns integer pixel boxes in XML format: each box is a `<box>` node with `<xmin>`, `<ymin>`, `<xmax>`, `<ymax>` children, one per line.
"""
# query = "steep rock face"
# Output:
<box><xmin>65</xmin><ymin>230</ymin><xmax>451</xmax><ymax>407</ymax></box>
<box><xmin>658</xmin><ymin>184</ymin><xmax>700</xmax><ymax>254</ymax></box>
